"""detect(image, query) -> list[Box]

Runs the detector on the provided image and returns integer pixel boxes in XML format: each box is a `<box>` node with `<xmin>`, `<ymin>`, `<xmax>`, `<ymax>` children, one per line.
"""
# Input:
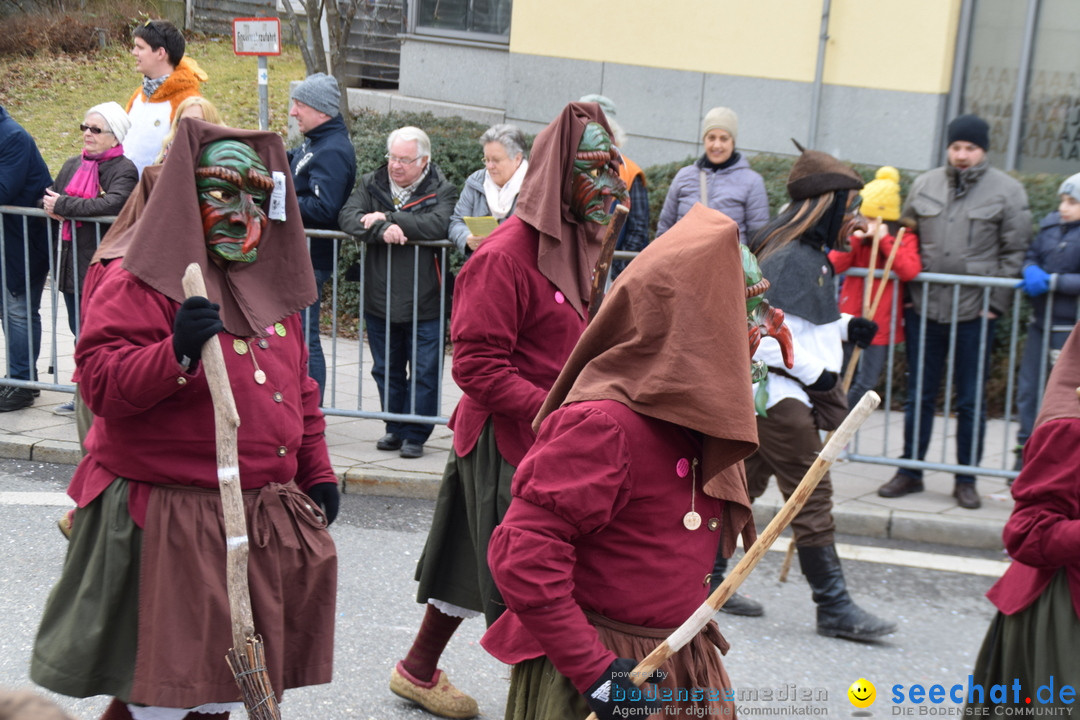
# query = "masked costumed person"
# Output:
<box><xmin>30</xmin><ymin>119</ymin><xmax>339</xmax><ymax>720</ymax></box>
<box><xmin>745</xmin><ymin>143</ymin><xmax>895</xmax><ymax>641</ymax></box>
<box><xmin>389</xmin><ymin>102</ymin><xmax>627</xmax><ymax>719</ymax></box>
<box><xmin>968</xmin><ymin>321</ymin><xmax>1080</xmax><ymax>711</ymax></box>
<box><xmin>482</xmin><ymin>203</ymin><xmax>775</xmax><ymax>719</ymax></box>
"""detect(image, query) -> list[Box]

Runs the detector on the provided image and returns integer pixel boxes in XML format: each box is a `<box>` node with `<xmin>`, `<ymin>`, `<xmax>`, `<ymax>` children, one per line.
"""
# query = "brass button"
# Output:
<box><xmin>277</xmin><ymin>446</ymin><xmax>288</xmax><ymax>457</ymax></box>
<box><xmin>703</xmin><ymin>573</ymin><xmax>712</xmax><ymax>587</ymax></box>
<box><xmin>708</xmin><ymin>518</ymin><xmax>720</xmax><ymax>531</ymax></box>
<box><xmin>176</xmin><ymin>376</ymin><xmax>187</xmax><ymax>385</ymax></box>
<box><xmin>272</xmin><ymin>392</ymin><xmax>283</xmax><ymax>403</ymax></box>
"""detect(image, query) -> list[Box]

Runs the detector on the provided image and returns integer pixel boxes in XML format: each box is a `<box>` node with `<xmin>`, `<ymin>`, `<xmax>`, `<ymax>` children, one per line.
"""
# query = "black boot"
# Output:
<box><xmin>797</xmin><ymin>544</ymin><xmax>895</xmax><ymax>641</ymax></box>
<box><xmin>711</xmin><ymin>552</ymin><xmax>764</xmax><ymax>617</ymax></box>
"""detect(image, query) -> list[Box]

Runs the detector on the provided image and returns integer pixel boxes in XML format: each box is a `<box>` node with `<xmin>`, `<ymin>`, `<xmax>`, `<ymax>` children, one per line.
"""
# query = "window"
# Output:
<box><xmin>414</xmin><ymin>0</ymin><xmax>511</xmax><ymax>41</ymax></box>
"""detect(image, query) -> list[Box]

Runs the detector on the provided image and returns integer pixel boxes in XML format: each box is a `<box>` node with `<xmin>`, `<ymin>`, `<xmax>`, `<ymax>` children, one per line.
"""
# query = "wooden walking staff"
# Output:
<box><xmin>582</xmin><ymin>391</ymin><xmax>881</xmax><ymax>720</ymax></box>
<box><xmin>181</xmin><ymin>263</ymin><xmax>281</xmax><ymax>720</ymax></box>
<box><xmin>587</xmin><ymin>203</ymin><xmax>630</xmax><ymax>320</ymax></box>
<box><xmin>839</xmin><ymin>227</ymin><xmax>906</xmax><ymax>396</ymax></box>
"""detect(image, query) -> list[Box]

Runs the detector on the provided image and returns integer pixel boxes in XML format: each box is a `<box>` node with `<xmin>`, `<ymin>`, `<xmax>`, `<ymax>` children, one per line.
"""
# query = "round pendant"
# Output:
<box><xmin>254</xmin><ymin>369</ymin><xmax>267</xmax><ymax>385</ymax></box>
<box><xmin>683</xmin><ymin>511</ymin><xmax>702</xmax><ymax>531</ymax></box>
<box><xmin>233</xmin><ymin>339</ymin><xmax>248</xmax><ymax>355</ymax></box>
<box><xmin>274</xmin><ymin>322</ymin><xmax>287</xmax><ymax>337</ymax></box>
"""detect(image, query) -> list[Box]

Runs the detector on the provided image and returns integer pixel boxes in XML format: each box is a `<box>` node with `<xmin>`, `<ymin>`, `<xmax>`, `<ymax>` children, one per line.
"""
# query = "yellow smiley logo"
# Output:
<box><xmin>848</xmin><ymin>678</ymin><xmax>876</xmax><ymax>708</ymax></box>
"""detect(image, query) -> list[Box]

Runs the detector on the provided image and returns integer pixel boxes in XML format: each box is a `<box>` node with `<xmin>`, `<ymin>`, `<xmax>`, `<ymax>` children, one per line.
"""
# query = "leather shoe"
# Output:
<box><xmin>877</xmin><ymin>473</ymin><xmax>924</xmax><ymax>498</ymax></box>
<box><xmin>400</xmin><ymin>440</ymin><xmax>424</xmax><ymax>459</ymax></box>
<box><xmin>954</xmin><ymin>483</ymin><xmax>981</xmax><ymax>509</ymax></box>
<box><xmin>376</xmin><ymin>433</ymin><xmax>403</xmax><ymax>451</ymax></box>
<box><xmin>719</xmin><ymin>591</ymin><xmax>765</xmax><ymax>617</ymax></box>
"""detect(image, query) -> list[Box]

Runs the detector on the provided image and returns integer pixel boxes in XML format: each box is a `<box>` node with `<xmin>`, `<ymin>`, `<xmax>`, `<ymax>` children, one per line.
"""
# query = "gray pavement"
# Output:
<box><xmin>0</xmin><ymin>289</ymin><xmax>1016</xmax><ymax>551</ymax></box>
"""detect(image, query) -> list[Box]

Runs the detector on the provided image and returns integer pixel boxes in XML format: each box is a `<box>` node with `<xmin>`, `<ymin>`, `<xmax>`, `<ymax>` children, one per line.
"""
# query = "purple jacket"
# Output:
<box><xmin>656</xmin><ymin>154</ymin><xmax>769</xmax><ymax>242</ymax></box>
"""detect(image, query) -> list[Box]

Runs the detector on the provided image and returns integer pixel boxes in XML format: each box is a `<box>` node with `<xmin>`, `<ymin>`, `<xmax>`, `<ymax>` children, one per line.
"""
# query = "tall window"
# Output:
<box><xmin>1019</xmin><ymin>0</ymin><xmax>1080</xmax><ymax>174</ymax></box>
<box><xmin>962</xmin><ymin>0</ymin><xmax>1080</xmax><ymax>172</ymax></box>
<box><xmin>414</xmin><ymin>0</ymin><xmax>511</xmax><ymax>40</ymax></box>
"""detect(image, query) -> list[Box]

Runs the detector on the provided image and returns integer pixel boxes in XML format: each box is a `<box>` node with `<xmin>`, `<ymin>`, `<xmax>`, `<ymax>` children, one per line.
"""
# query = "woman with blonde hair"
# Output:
<box><xmin>154</xmin><ymin>96</ymin><xmax>223</xmax><ymax>163</ymax></box>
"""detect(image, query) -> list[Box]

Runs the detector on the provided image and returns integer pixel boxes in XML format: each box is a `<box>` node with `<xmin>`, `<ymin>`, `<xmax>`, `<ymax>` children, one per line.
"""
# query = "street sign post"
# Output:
<box><xmin>232</xmin><ymin>18</ymin><xmax>282</xmax><ymax>131</ymax></box>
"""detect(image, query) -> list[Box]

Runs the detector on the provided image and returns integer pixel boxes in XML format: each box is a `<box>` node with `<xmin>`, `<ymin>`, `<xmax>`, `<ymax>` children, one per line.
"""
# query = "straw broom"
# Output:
<box><xmin>582</xmin><ymin>392</ymin><xmax>881</xmax><ymax>720</ymax></box>
<box><xmin>181</xmin><ymin>263</ymin><xmax>281</xmax><ymax>720</ymax></box>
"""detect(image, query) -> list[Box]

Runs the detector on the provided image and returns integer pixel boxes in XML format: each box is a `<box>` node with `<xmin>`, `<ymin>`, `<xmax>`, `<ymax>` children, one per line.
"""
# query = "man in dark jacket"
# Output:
<box><xmin>0</xmin><ymin>106</ymin><xmax>52</xmax><ymax>412</ymax></box>
<box><xmin>877</xmin><ymin>114</ymin><xmax>1031</xmax><ymax>509</ymax></box>
<box><xmin>338</xmin><ymin>126</ymin><xmax>456</xmax><ymax>459</ymax></box>
<box><xmin>288</xmin><ymin>73</ymin><xmax>357</xmax><ymax>403</ymax></box>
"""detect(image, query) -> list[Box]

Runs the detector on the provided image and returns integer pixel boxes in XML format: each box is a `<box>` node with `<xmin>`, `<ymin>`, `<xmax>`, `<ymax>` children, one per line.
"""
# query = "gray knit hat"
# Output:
<box><xmin>1060</xmin><ymin>173</ymin><xmax>1080</xmax><ymax>204</ymax></box>
<box><xmin>291</xmin><ymin>73</ymin><xmax>341</xmax><ymax>118</ymax></box>
<box><xmin>702</xmin><ymin>106</ymin><xmax>738</xmax><ymax>142</ymax></box>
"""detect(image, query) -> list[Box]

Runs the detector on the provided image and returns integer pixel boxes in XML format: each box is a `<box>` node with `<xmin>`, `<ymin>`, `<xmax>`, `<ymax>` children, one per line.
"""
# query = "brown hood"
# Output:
<box><xmin>514</xmin><ymin>101</ymin><xmax>616</xmax><ymax>320</ymax></box>
<box><xmin>534</xmin><ymin>203</ymin><xmax>759</xmax><ymax>552</ymax></box>
<box><xmin>93</xmin><ymin>118</ymin><xmax>316</xmax><ymax>338</ymax></box>
<box><xmin>1033</xmin><ymin>320</ymin><xmax>1080</xmax><ymax>428</ymax></box>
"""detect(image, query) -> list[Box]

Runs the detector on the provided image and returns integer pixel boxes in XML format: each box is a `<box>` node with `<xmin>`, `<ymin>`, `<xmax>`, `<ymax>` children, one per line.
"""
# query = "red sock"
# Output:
<box><xmin>99</xmin><ymin>699</ymin><xmax>134</xmax><ymax>720</ymax></box>
<box><xmin>401</xmin><ymin>604</ymin><xmax>464</xmax><ymax>682</ymax></box>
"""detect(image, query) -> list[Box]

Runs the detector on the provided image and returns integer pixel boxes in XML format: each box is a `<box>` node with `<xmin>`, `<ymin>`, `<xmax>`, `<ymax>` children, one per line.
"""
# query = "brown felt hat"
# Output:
<box><xmin>786</xmin><ymin>139</ymin><xmax>863</xmax><ymax>201</ymax></box>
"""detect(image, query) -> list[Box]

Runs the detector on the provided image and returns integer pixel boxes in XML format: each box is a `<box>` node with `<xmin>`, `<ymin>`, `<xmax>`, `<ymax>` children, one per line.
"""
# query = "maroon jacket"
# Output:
<box><xmin>986</xmin><ymin>417</ymin><xmax>1080</xmax><ymax>619</ymax></box>
<box><xmin>483</xmin><ymin>400</ymin><xmax>726</xmax><ymax>692</ymax></box>
<box><xmin>69</xmin><ymin>261</ymin><xmax>336</xmax><ymax>525</ymax></box>
<box><xmin>449</xmin><ymin>215</ymin><xmax>588</xmax><ymax>465</ymax></box>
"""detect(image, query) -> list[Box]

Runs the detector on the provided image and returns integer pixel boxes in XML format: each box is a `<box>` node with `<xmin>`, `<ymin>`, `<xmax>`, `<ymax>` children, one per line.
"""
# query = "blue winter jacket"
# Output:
<box><xmin>0</xmin><ymin>106</ymin><xmax>51</xmax><ymax>295</ymax></box>
<box><xmin>1024</xmin><ymin>210</ymin><xmax>1080</xmax><ymax>329</ymax></box>
<box><xmin>287</xmin><ymin>114</ymin><xmax>357</xmax><ymax>271</ymax></box>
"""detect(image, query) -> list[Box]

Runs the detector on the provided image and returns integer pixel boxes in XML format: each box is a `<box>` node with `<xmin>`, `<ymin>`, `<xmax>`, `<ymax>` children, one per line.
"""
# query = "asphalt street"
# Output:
<box><xmin>0</xmin><ymin>458</ymin><xmax>1010</xmax><ymax>719</ymax></box>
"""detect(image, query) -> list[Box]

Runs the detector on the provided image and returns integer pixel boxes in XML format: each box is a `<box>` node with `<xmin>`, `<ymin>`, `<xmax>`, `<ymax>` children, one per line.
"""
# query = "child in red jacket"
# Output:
<box><xmin>828</xmin><ymin>166</ymin><xmax>922</xmax><ymax>408</ymax></box>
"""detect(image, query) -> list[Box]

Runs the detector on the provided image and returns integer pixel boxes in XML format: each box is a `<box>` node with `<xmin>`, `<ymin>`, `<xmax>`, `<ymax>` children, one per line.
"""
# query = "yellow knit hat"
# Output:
<box><xmin>859</xmin><ymin>166</ymin><xmax>901</xmax><ymax>221</ymax></box>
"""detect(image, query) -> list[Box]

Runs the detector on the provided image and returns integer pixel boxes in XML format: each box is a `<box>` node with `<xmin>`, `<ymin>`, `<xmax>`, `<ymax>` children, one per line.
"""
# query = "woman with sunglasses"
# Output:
<box><xmin>42</xmin><ymin>102</ymin><xmax>137</xmax><ymax>414</ymax></box>
<box><xmin>741</xmin><ymin>143</ymin><xmax>897</xmax><ymax>642</ymax></box>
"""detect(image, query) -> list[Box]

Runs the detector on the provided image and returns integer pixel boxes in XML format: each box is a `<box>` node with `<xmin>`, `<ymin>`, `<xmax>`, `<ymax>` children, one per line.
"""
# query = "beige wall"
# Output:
<box><xmin>510</xmin><ymin>0</ymin><xmax>962</xmax><ymax>93</ymax></box>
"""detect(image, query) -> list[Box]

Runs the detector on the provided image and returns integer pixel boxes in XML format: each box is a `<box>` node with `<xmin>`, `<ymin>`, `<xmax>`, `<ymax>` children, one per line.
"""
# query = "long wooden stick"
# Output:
<box><xmin>583</xmin><ymin>392</ymin><xmax>881</xmax><ymax>719</ymax></box>
<box><xmin>587</xmin><ymin>204</ymin><xmax>630</xmax><ymax>321</ymax></box>
<box><xmin>182</xmin><ymin>263</ymin><xmax>253</xmax><ymax>651</ymax></box>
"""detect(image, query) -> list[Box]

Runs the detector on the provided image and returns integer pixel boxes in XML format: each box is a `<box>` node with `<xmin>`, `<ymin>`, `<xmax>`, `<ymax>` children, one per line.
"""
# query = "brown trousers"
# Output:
<box><xmin>744</xmin><ymin>398</ymin><xmax>835</xmax><ymax>547</ymax></box>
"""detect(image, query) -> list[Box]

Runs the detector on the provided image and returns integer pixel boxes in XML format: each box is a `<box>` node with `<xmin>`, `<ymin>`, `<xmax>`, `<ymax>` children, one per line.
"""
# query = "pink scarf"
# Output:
<box><xmin>61</xmin><ymin>144</ymin><xmax>124</xmax><ymax>240</ymax></box>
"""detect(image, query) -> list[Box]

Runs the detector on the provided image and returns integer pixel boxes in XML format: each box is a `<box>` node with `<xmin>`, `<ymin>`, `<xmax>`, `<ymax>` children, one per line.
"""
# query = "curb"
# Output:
<box><xmin>11</xmin><ymin>445</ymin><xmax>1004</xmax><ymax>552</ymax></box>
<box><xmin>751</xmin><ymin>500</ymin><xmax>1004</xmax><ymax>551</ymax></box>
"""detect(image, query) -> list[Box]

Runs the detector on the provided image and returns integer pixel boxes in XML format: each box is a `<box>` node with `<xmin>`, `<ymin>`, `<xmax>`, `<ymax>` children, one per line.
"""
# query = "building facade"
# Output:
<box><xmin>346</xmin><ymin>0</ymin><xmax>1080</xmax><ymax>173</ymax></box>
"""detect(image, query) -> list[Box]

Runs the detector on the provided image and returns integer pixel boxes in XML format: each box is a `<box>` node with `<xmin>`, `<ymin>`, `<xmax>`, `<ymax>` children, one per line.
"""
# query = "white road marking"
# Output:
<box><xmin>0</xmin><ymin>491</ymin><xmax>75</xmax><ymax>507</ymax></box>
<box><xmin>738</xmin><ymin>537</ymin><xmax>1008</xmax><ymax>578</ymax></box>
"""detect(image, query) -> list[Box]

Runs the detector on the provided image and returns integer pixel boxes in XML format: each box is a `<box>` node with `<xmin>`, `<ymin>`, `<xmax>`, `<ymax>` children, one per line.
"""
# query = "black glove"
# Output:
<box><xmin>583</xmin><ymin>658</ymin><xmax>665</xmax><ymax>720</ymax></box>
<box><xmin>172</xmin><ymin>297</ymin><xmax>223</xmax><ymax>368</ymax></box>
<box><xmin>306</xmin><ymin>482</ymin><xmax>340</xmax><ymax>526</ymax></box>
<box><xmin>807</xmin><ymin>370</ymin><xmax>838</xmax><ymax>392</ymax></box>
<box><xmin>847</xmin><ymin>317</ymin><xmax>879</xmax><ymax>349</ymax></box>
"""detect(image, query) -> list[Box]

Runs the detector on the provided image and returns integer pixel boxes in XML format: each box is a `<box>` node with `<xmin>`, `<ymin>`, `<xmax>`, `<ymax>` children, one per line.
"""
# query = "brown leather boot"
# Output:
<box><xmin>877</xmin><ymin>473</ymin><xmax>924</xmax><ymax>498</ymax></box>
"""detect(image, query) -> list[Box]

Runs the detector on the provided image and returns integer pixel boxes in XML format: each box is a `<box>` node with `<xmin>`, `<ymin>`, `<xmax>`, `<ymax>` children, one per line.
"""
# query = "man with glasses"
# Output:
<box><xmin>0</xmin><ymin>105</ymin><xmax>51</xmax><ymax>412</ymax></box>
<box><xmin>123</xmin><ymin>19</ymin><xmax>207</xmax><ymax>176</ymax></box>
<box><xmin>877</xmin><ymin>114</ymin><xmax>1031</xmax><ymax>510</ymax></box>
<box><xmin>338</xmin><ymin>126</ymin><xmax>457</xmax><ymax>459</ymax></box>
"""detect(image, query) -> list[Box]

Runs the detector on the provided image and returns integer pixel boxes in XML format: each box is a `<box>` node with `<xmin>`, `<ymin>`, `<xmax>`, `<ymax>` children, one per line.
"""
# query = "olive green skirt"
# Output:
<box><xmin>414</xmin><ymin>420</ymin><xmax>515</xmax><ymax>626</ymax></box>
<box><xmin>969</xmin><ymin>569</ymin><xmax>1080</xmax><ymax>710</ymax></box>
<box><xmin>31</xmin><ymin>479</ymin><xmax>141</xmax><ymax>700</ymax></box>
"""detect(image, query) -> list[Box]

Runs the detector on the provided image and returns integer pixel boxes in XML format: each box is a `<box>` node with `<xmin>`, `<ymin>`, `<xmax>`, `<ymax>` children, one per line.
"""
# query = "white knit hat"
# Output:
<box><xmin>87</xmin><ymin>101</ymin><xmax>131</xmax><ymax>143</ymax></box>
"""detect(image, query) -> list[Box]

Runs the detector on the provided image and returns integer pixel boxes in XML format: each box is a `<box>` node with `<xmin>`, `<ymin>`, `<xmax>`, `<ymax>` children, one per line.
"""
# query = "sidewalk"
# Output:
<box><xmin>0</xmin><ymin>290</ymin><xmax>1014</xmax><ymax>551</ymax></box>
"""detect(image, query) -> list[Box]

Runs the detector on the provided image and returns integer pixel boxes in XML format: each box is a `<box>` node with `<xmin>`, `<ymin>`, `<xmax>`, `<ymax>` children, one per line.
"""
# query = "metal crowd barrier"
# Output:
<box><xmin>2</xmin><ymin>205</ymin><xmax>1072</xmax><ymax>482</ymax></box>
